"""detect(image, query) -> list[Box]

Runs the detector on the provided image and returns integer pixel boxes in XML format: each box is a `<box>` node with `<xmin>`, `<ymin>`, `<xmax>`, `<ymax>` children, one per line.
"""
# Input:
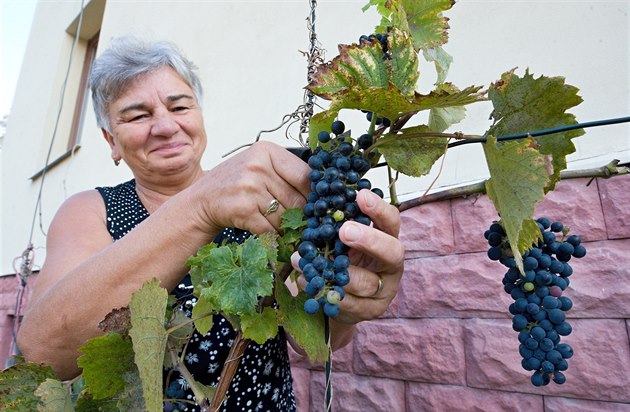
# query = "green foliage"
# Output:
<box><xmin>275</xmin><ymin>279</ymin><xmax>328</xmax><ymax>363</ymax></box>
<box><xmin>77</xmin><ymin>333</ymin><xmax>135</xmax><ymax>399</ymax></box>
<box><xmin>0</xmin><ymin>362</ymin><xmax>57</xmax><ymax>410</ymax></box>
<box><xmin>34</xmin><ymin>379</ymin><xmax>73</xmax><ymax>411</ymax></box>
<box><xmin>482</xmin><ymin>135</ymin><xmax>549</xmax><ymax>270</ymax></box>
<box><xmin>488</xmin><ymin>69</ymin><xmax>584</xmax><ymax>189</ymax></box>
<box><xmin>241</xmin><ymin>307</ymin><xmax>279</xmax><ymax>344</ymax></box>
<box><xmin>191</xmin><ymin>236</ymin><xmax>274</xmax><ymax>317</ymax></box>
<box><xmin>375</xmin><ymin>125</ymin><xmax>448</xmax><ymax>177</ymax></box>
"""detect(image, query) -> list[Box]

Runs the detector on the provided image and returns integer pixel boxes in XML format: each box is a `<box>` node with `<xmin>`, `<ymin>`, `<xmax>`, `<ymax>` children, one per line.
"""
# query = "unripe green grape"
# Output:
<box><xmin>332</xmin><ymin>210</ymin><xmax>345</xmax><ymax>222</ymax></box>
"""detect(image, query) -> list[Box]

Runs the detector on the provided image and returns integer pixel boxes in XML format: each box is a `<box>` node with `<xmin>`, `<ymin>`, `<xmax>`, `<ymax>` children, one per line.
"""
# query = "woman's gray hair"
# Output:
<box><xmin>88</xmin><ymin>36</ymin><xmax>203</xmax><ymax>133</ymax></box>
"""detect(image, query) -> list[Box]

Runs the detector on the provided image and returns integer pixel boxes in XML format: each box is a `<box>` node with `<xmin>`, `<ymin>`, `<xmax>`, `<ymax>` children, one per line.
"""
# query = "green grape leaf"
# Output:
<box><xmin>367</xmin><ymin>0</ymin><xmax>454</xmax><ymax>50</ymax></box>
<box><xmin>278</xmin><ymin>208</ymin><xmax>306</xmax><ymax>263</ymax></box>
<box><xmin>34</xmin><ymin>379</ymin><xmax>72</xmax><ymax>412</ymax></box>
<box><xmin>0</xmin><ymin>362</ymin><xmax>57</xmax><ymax>411</ymax></box>
<box><xmin>375</xmin><ymin>125</ymin><xmax>448</xmax><ymax>177</ymax></box>
<box><xmin>423</xmin><ymin>46</ymin><xmax>453</xmax><ymax>84</ymax></box>
<box><xmin>192</xmin><ymin>288</ymin><xmax>216</xmax><ymax>336</ymax></box>
<box><xmin>195</xmin><ymin>237</ymin><xmax>274</xmax><ymax>317</ymax></box>
<box><xmin>275</xmin><ymin>280</ymin><xmax>328</xmax><ymax>364</ymax></box>
<box><xmin>427</xmin><ymin>83</ymin><xmax>468</xmax><ymax>132</ymax></box>
<box><xmin>77</xmin><ymin>333</ymin><xmax>135</xmax><ymax>399</ymax></box>
<box><xmin>308</xmin><ymin>28</ymin><xmax>417</xmax><ymax>100</ymax></box>
<box><xmin>128</xmin><ymin>278</ymin><xmax>168</xmax><ymax>412</ymax></box>
<box><xmin>241</xmin><ymin>306</ymin><xmax>279</xmax><ymax>344</ymax></box>
<box><xmin>281</xmin><ymin>208</ymin><xmax>307</xmax><ymax>230</ymax></box>
<box><xmin>482</xmin><ymin>135</ymin><xmax>550</xmax><ymax>270</ymax></box>
<box><xmin>488</xmin><ymin>69</ymin><xmax>584</xmax><ymax>189</ymax></box>
<box><xmin>74</xmin><ymin>390</ymin><xmax>119</xmax><ymax>412</ymax></box>
<box><xmin>308</xmin><ymin>110</ymin><xmax>339</xmax><ymax>150</ymax></box>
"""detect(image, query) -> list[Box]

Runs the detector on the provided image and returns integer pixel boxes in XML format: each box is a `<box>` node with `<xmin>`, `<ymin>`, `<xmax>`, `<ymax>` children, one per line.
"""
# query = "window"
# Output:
<box><xmin>31</xmin><ymin>0</ymin><xmax>104</xmax><ymax>180</ymax></box>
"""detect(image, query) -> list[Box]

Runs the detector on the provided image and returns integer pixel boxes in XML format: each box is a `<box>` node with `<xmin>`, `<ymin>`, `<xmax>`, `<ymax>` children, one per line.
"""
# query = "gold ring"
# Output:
<box><xmin>372</xmin><ymin>275</ymin><xmax>384</xmax><ymax>297</ymax></box>
<box><xmin>264</xmin><ymin>199</ymin><xmax>280</xmax><ymax>217</ymax></box>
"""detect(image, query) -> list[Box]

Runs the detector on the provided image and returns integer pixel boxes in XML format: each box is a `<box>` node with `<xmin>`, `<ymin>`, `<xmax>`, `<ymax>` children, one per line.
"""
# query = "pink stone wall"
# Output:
<box><xmin>0</xmin><ymin>175</ymin><xmax>628</xmax><ymax>411</ymax></box>
<box><xmin>290</xmin><ymin>175</ymin><xmax>630</xmax><ymax>411</ymax></box>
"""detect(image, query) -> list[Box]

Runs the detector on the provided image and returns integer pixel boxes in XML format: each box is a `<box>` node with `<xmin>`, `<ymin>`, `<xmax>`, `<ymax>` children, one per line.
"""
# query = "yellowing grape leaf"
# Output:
<box><xmin>483</xmin><ymin>135</ymin><xmax>550</xmax><ymax>270</ymax></box>
<box><xmin>275</xmin><ymin>280</ymin><xmax>328</xmax><ymax>364</ymax></box>
<box><xmin>423</xmin><ymin>46</ymin><xmax>453</xmax><ymax>84</ymax></box>
<box><xmin>241</xmin><ymin>307</ymin><xmax>279</xmax><ymax>344</ymax></box>
<box><xmin>0</xmin><ymin>362</ymin><xmax>57</xmax><ymax>411</ymax></box>
<box><xmin>309</xmin><ymin>28</ymin><xmax>417</xmax><ymax>100</ymax></box>
<box><xmin>488</xmin><ymin>69</ymin><xmax>583</xmax><ymax>189</ymax></box>
<box><xmin>367</xmin><ymin>0</ymin><xmax>454</xmax><ymax>50</ymax></box>
<box><xmin>77</xmin><ymin>333</ymin><xmax>135</xmax><ymax>399</ymax></box>
<box><xmin>34</xmin><ymin>379</ymin><xmax>72</xmax><ymax>412</ymax></box>
<box><xmin>128</xmin><ymin>278</ymin><xmax>168</xmax><ymax>412</ymax></box>
<box><xmin>376</xmin><ymin>125</ymin><xmax>448</xmax><ymax>177</ymax></box>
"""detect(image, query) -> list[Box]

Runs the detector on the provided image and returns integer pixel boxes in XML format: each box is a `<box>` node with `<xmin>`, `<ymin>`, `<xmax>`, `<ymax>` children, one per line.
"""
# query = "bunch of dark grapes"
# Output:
<box><xmin>485</xmin><ymin>217</ymin><xmax>587</xmax><ymax>386</ymax></box>
<box><xmin>358</xmin><ymin>33</ymin><xmax>390</xmax><ymax>58</ymax></box>
<box><xmin>299</xmin><ymin>120</ymin><xmax>383</xmax><ymax>317</ymax></box>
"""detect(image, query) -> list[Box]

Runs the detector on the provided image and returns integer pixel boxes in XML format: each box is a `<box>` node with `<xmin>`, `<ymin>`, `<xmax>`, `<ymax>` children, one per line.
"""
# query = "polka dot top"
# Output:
<box><xmin>95</xmin><ymin>179</ymin><xmax>296</xmax><ymax>411</ymax></box>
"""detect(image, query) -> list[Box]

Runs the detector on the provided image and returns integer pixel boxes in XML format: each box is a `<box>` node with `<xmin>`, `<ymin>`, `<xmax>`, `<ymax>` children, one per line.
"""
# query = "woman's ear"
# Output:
<box><xmin>102</xmin><ymin>129</ymin><xmax>121</xmax><ymax>161</ymax></box>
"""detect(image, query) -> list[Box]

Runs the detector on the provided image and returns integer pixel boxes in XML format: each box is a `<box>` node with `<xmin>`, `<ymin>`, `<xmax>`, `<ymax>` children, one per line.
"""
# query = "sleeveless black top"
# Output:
<box><xmin>95</xmin><ymin>179</ymin><xmax>296</xmax><ymax>412</ymax></box>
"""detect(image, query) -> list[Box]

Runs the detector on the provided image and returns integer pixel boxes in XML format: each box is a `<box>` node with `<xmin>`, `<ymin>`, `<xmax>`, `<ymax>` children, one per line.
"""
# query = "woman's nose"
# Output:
<box><xmin>150</xmin><ymin>110</ymin><xmax>180</xmax><ymax>137</ymax></box>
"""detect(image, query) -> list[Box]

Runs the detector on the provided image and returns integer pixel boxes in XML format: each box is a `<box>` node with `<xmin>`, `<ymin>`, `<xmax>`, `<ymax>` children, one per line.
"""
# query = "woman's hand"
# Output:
<box><xmin>292</xmin><ymin>189</ymin><xmax>405</xmax><ymax>323</ymax></box>
<box><xmin>192</xmin><ymin>141</ymin><xmax>311</xmax><ymax>235</ymax></box>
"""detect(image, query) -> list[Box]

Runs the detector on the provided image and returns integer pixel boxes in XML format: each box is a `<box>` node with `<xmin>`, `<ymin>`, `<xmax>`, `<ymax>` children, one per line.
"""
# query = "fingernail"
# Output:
<box><xmin>344</xmin><ymin>223</ymin><xmax>362</xmax><ymax>242</ymax></box>
<box><xmin>364</xmin><ymin>190</ymin><xmax>376</xmax><ymax>208</ymax></box>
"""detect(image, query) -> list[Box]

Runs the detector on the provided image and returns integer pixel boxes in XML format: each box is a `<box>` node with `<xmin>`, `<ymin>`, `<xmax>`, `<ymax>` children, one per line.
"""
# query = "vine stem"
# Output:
<box><xmin>168</xmin><ymin>344</ymin><xmax>211</xmax><ymax>411</ymax></box>
<box><xmin>397</xmin><ymin>159</ymin><xmax>629</xmax><ymax>212</ymax></box>
<box><xmin>208</xmin><ymin>331</ymin><xmax>251</xmax><ymax>411</ymax></box>
<box><xmin>208</xmin><ymin>263</ymin><xmax>295</xmax><ymax>409</ymax></box>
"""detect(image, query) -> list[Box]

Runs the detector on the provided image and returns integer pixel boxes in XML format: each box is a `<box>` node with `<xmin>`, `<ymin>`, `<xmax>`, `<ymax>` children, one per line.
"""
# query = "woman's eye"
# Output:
<box><xmin>129</xmin><ymin>114</ymin><xmax>148</xmax><ymax>122</ymax></box>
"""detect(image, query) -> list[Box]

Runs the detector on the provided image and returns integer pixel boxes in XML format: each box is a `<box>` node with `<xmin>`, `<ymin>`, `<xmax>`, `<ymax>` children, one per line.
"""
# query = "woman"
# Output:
<box><xmin>17</xmin><ymin>36</ymin><xmax>405</xmax><ymax>410</ymax></box>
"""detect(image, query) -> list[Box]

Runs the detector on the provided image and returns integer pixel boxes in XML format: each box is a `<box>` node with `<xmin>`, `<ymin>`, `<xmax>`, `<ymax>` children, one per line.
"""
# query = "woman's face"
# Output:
<box><xmin>103</xmin><ymin>66</ymin><xmax>207</xmax><ymax>179</ymax></box>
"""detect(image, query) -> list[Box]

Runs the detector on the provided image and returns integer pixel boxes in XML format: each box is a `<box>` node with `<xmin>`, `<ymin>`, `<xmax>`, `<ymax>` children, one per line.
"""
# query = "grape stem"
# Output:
<box><xmin>168</xmin><ymin>343</ymin><xmax>212</xmax><ymax>411</ymax></box>
<box><xmin>397</xmin><ymin>159</ymin><xmax>629</xmax><ymax>212</ymax></box>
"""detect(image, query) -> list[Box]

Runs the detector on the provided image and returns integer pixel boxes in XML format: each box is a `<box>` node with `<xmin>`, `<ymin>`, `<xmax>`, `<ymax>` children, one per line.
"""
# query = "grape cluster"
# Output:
<box><xmin>485</xmin><ymin>217</ymin><xmax>587</xmax><ymax>386</ymax></box>
<box><xmin>163</xmin><ymin>381</ymin><xmax>186</xmax><ymax>411</ymax></box>
<box><xmin>358</xmin><ymin>33</ymin><xmax>390</xmax><ymax>58</ymax></box>
<box><xmin>299</xmin><ymin>120</ymin><xmax>383</xmax><ymax>317</ymax></box>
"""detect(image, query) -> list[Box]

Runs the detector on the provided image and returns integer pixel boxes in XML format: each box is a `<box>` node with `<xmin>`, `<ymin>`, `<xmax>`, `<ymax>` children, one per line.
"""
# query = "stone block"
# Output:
<box><xmin>353</xmin><ymin>319</ymin><xmax>466</xmax><ymax>385</ymax></box>
<box><xmin>407</xmin><ymin>382</ymin><xmax>543</xmax><ymax>411</ymax></box>
<box><xmin>598</xmin><ymin>174</ymin><xmax>630</xmax><ymax>239</ymax></box>
<box><xmin>464</xmin><ymin>318</ymin><xmax>630</xmax><ymax>403</ymax></box>
<box><xmin>400</xmin><ymin>201</ymin><xmax>454</xmax><ymax>258</ymax></box>
<box><xmin>535</xmin><ymin>178</ymin><xmax>607</xmax><ymax>242</ymax></box>
<box><xmin>562</xmin><ymin>239</ymin><xmax>630</xmax><ymax>317</ymax></box>
<box><xmin>544</xmin><ymin>396</ymin><xmax>630</xmax><ymax>411</ymax></box>
<box><xmin>398</xmin><ymin>253</ymin><xmax>513</xmax><ymax>318</ymax></box>
<box><xmin>309</xmin><ymin>371</ymin><xmax>405</xmax><ymax>412</ymax></box>
<box><xmin>451</xmin><ymin>194</ymin><xmax>502</xmax><ymax>254</ymax></box>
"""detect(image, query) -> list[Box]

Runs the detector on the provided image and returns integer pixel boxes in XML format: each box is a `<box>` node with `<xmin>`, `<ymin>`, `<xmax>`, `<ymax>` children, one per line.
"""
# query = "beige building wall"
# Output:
<box><xmin>2</xmin><ymin>0</ymin><xmax>629</xmax><ymax>275</ymax></box>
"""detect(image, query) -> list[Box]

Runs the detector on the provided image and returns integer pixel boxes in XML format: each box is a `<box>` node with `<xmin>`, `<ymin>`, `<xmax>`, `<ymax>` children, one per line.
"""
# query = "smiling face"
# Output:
<box><xmin>103</xmin><ymin>66</ymin><xmax>207</xmax><ymax>182</ymax></box>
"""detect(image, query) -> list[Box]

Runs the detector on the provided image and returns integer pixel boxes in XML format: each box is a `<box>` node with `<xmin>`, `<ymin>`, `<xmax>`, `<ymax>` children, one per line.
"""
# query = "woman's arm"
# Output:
<box><xmin>18</xmin><ymin>141</ymin><xmax>311</xmax><ymax>379</ymax></box>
